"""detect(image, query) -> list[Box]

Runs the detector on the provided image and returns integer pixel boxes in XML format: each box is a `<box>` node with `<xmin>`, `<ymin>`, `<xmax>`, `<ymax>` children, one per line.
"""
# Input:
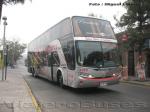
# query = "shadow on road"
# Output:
<box><xmin>69</xmin><ymin>87</ymin><xmax>119</xmax><ymax>95</ymax></box>
<box><xmin>24</xmin><ymin>74</ymin><xmax>120</xmax><ymax>95</ymax></box>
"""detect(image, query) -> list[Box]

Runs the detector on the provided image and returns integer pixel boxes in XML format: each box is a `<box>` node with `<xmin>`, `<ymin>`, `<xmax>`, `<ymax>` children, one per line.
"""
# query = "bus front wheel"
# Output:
<box><xmin>57</xmin><ymin>73</ymin><xmax>64</xmax><ymax>88</ymax></box>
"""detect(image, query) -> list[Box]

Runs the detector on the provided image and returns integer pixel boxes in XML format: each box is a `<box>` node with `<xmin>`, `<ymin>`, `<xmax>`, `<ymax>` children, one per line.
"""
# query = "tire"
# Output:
<box><xmin>31</xmin><ymin>68</ymin><xmax>35</xmax><ymax>77</ymax></box>
<box><xmin>32</xmin><ymin>67</ymin><xmax>38</xmax><ymax>78</ymax></box>
<box><xmin>58</xmin><ymin>74</ymin><xmax>64</xmax><ymax>88</ymax></box>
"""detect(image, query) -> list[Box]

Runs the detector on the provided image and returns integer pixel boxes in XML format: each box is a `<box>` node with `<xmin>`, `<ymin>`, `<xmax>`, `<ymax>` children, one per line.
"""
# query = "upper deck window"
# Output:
<box><xmin>72</xmin><ymin>16</ymin><xmax>115</xmax><ymax>39</ymax></box>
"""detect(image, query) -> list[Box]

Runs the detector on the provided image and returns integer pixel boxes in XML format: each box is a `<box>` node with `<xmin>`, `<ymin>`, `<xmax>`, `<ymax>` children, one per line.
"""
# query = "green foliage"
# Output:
<box><xmin>116</xmin><ymin>0</ymin><xmax>150</xmax><ymax>50</ymax></box>
<box><xmin>3</xmin><ymin>0</ymin><xmax>31</xmax><ymax>5</ymax></box>
<box><xmin>0</xmin><ymin>0</ymin><xmax>31</xmax><ymax>22</ymax></box>
<box><xmin>0</xmin><ymin>39</ymin><xmax>26</xmax><ymax>65</ymax></box>
<box><xmin>120</xmin><ymin>0</ymin><xmax>150</xmax><ymax>29</ymax></box>
<box><xmin>7</xmin><ymin>40</ymin><xmax>26</xmax><ymax>65</ymax></box>
<box><xmin>88</xmin><ymin>13</ymin><xmax>97</xmax><ymax>17</ymax></box>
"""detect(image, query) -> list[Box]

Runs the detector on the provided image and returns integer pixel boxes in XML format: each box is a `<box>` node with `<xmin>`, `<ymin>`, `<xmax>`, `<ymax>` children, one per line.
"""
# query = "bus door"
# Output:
<box><xmin>48</xmin><ymin>51</ymin><xmax>60</xmax><ymax>81</ymax></box>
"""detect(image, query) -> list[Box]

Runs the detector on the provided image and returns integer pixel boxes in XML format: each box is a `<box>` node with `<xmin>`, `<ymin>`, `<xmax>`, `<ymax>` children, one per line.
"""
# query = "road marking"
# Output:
<box><xmin>23</xmin><ymin>79</ymin><xmax>42</xmax><ymax>112</ymax></box>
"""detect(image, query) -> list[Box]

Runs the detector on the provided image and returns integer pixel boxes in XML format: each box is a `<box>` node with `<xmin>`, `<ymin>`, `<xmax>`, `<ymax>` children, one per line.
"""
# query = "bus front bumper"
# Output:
<box><xmin>76</xmin><ymin>76</ymin><xmax>119</xmax><ymax>88</ymax></box>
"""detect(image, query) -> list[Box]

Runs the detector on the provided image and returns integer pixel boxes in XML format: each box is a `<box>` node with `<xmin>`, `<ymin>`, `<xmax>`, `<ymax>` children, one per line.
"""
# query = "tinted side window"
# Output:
<box><xmin>60</xmin><ymin>38</ymin><xmax>75</xmax><ymax>70</ymax></box>
<box><xmin>52</xmin><ymin>52</ymin><xmax>60</xmax><ymax>66</ymax></box>
<box><xmin>39</xmin><ymin>52</ymin><xmax>48</xmax><ymax>66</ymax></box>
<box><xmin>48</xmin><ymin>55</ymin><xmax>51</xmax><ymax>67</ymax></box>
<box><xmin>48</xmin><ymin>52</ymin><xmax>60</xmax><ymax>67</ymax></box>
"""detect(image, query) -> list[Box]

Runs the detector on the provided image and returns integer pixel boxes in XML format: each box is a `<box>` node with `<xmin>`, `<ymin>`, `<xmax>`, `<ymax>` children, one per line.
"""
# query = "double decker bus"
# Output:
<box><xmin>27</xmin><ymin>16</ymin><xmax>121</xmax><ymax>88</ymax></box>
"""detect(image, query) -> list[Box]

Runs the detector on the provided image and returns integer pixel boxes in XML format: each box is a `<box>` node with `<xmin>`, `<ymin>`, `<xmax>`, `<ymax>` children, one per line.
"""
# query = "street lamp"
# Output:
<box><xmin>2</xmin><ymin>16</ymin><xmax>8</xmax><ymax>80</ymax></box>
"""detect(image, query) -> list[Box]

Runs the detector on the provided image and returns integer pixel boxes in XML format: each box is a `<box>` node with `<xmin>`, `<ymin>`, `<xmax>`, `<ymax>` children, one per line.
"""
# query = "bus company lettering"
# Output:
<box><xmin>46</xmin><ymin>45</ymin><xmax>60</xmax><ymax>52</ymax></box>
<box><xmin>80</xmin><ymin>68</ymin><xmax>89</xmax><ymax>74</ymax></box>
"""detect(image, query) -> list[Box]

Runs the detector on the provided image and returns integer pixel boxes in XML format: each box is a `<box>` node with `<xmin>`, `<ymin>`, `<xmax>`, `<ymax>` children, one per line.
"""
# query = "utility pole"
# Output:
<box><xmin>2</xmin><ymin>16</ymin><xmax>8</xmax><ymax>80</ymax></box>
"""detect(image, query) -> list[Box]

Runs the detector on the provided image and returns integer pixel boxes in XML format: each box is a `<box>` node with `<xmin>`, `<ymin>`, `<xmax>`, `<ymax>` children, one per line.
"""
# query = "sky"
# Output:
<box><xmin>0</xmin><ymin>0</ymin><xmax>126</xmax><ymax>44</ymax></box>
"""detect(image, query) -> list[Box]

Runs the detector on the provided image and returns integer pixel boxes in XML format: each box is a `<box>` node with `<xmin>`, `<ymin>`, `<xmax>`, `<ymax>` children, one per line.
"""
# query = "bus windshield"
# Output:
<box><xmin>72</xmin><ymin>16</ymin><xmax>115</xmax><ymax>39</ymax></box>
<box><xmin>76</xmin><ymin>41</ymin><xmax>119</xmax><ymax>68</ymax></box>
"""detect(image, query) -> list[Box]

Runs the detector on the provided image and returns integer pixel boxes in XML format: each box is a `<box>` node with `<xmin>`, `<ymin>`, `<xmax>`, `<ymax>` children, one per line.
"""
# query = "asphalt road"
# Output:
<box><xmin>16</xmin><ymin>58</ymin><xmax>150</xmax><ymax>112</ymax></box>
<box><xmin>23</xmin><ymin>73</ymin><xmax>150</xmax><ymax>112</ymax></box>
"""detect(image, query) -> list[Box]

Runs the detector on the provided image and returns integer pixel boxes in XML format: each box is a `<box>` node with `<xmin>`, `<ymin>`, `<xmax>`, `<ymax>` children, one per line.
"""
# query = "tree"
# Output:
<box><xmin>120</xmin><ymin>0</ymin><xmax>150</xmax><ymax>29</ymax></box>
<box><xmin>7</xmin><ymin>40</ymin><xmax>26</xmax><ymax>65</ymax></box>
<box><xmin>0</xmin><ymin>0</ymin><xmax>31</xmax><ymax>22</ymax></box>
<box><xmin>115</xmin><ymin>0</ymin><xmax>150</xmax><ymax>77</ymax></box>
<box><xmin>0</xmin><ymin>39</ymin><xmax>26</xmax><ymax>66</ymax></box>
<box><xmin>88</xmin><ymin>13</ymin><xmax>97</xmax><ymax>17</ymax></box>
<box><xmin>88</xmin><ymin>13</ymin><xmax>104</xmax><ymax>19</ymax></box>
<box><xmin>117</xmin><ymin>0</ymin><xmax>150</xmax><ymax>51</ymax></box>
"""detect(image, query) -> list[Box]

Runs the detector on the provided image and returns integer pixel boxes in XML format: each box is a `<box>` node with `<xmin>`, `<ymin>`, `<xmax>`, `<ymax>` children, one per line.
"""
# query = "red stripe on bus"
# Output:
<box><xmin>81</xmin><ymin>77</ymin><xmax>118</xmax><ymax>81</ymax></box>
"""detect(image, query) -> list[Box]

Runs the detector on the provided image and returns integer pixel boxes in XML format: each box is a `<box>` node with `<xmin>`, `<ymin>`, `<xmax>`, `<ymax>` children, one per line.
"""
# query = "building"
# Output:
<box><xmin>116</xmin><ymin>32</ymin><xmax>150</xmax><ymax>79</ymax></box>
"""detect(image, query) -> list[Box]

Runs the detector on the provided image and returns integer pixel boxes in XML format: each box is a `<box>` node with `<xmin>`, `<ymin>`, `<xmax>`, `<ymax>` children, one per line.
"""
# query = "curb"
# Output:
<box><xmin>23</xmin><ymin>79</ymin><xmax>42</xmax><ymax>112</ymax></box>
<box><xmin>120</xmin><ymin>80</ymin><xmax>150</xmax><ymax>87</ymax></box>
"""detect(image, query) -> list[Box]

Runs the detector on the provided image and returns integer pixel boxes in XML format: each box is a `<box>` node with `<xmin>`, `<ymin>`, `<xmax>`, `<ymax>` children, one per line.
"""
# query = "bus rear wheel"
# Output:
<box><xmin>32</xmin><ymin>67</ymin><xmax>38</xmax><ymax>77</ymax></box>
<box><xmin>31</xmin><ymin>68</ymin><xmax>35</xmax><ymax>76</ymax></box>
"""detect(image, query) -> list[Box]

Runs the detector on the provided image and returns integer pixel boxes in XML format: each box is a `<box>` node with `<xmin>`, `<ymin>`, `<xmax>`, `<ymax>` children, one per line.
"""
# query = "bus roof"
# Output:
<box><xmin>29</xmin><ymin>16</ymin><xmax>110</xmax><ymax>45</ymax></box>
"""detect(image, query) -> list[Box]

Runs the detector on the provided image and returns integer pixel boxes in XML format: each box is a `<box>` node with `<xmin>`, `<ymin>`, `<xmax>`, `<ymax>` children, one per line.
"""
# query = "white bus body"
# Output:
<box><xmin>28</xmin><ymin>16</ymin><xmax>121</xmax><ymax>88</ymax></box>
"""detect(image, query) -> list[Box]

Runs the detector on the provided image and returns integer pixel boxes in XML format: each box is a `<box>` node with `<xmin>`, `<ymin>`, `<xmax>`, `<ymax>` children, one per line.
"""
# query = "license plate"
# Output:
<box><xmin>100</xmin><ymin>82</ymin><xmax>107</xmax><ymax>86</ymax></box>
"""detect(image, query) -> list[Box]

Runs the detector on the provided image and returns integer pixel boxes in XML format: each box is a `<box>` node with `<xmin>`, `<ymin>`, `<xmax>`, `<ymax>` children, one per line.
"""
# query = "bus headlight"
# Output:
<box><xmin>113</xmin><ymin>73</ymin><xmax>116</xmax><ymax>77</ymax></box>
<box><xmin>113</xmin><ymin>73</ymin><xmax>121</xmax><ymax>79</ymax></box>
<box><xmin>88</xmin><ymin>75</ymin><xmax>94</xmax><ymax>78</ymax></box>
<box><xmin>79</xmin><ymin>74</ymin><xmax>94</xmax><ymax>78</ymax></box>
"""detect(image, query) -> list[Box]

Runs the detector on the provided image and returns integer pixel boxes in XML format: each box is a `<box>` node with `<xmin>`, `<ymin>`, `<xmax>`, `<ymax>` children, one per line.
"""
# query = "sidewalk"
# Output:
<box><xmin>0</xmin><ymin>65</ymin><xmax>36</xmax><ymax>112</ymax></box>
<box><xmin>121</xmin><ymin>76</ymin><xmax>150</xmax><ymax>87</ymax></box>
